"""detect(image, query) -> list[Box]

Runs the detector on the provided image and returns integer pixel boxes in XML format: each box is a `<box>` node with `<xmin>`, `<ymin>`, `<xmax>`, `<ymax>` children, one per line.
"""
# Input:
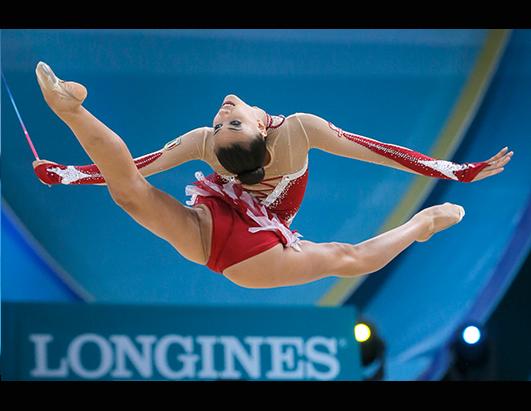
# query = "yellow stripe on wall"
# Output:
<box><xmin>317</xmin><ymin>29</ymin><xmax>512</xmax><ymax>307</ymax></box>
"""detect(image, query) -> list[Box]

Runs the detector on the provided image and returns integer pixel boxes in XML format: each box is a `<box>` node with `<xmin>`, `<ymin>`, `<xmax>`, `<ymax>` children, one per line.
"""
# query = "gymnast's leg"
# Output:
<box><xmin>35</xmin><ymin>62</ymin><xmax>207</xmax><ymax>264</ymax></box>
<box><xmin>223</xmin><ymin>202</ymin><xmax>465</xmax><ymax>288</ymax></box>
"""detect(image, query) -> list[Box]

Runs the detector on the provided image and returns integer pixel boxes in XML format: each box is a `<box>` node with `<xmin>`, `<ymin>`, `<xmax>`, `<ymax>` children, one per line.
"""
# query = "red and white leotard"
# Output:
<box><xmin>184</xmin><ymin>114</ymin><xmax>310</xmax><ymax>256</ymax></box>
<box><xmin>199</xmin><ymin>113</ymin><xmax>310</xmax><ymax>228</ymax></box>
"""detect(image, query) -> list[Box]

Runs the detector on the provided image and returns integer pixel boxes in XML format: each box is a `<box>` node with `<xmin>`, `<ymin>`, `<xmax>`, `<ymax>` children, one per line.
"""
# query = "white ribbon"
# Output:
<box><xmin>246</xmin><ymin>207</ymin><xmax>303</xmax><ymax>252</ymax></box>
<box><xmin>202</xmin><ymin>178</ymin><xmax>225</xmax><ymax>196</ymax></box>
<box><xmin>184</xmin><ymin>185</ymin><xmax>211</xmax><ymax>206</ymax></box>
<box><xmin>222</xmin><ymin>182</ymin><xmax>239</xmax><ymax>200</ymax></box>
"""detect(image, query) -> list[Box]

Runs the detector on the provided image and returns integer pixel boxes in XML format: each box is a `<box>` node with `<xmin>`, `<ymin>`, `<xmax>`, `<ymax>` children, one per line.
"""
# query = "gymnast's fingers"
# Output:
<box><xmin>487</xmin><ymin>147</ymin><xmax>509</xmax><ymax>164</ymax></box>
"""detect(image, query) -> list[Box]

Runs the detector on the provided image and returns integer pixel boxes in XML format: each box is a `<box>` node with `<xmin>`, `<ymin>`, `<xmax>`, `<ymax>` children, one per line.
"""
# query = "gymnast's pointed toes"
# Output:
<box><xmin>35</xmin><ymin>61</ymin><xmax>57</xmax><ymax>89</ymax></box>
<box><xmin>35</xmin><ymin>61</ymin><xmax>87</xmax><ymax>110</ymax></box>
<box><xmin>36</xmin><ymin>61</ymin><xmax>48</xmax><ymax>73</ymax></box>
<box><xmin>36</xmin><ymin>61</ymin><xmax>50</xmax><ymax>73</ymax></box>
<box><xmin>35</xmin><ymin>61</ymin><xmax>69</xmax><ymax>99</ymax></box>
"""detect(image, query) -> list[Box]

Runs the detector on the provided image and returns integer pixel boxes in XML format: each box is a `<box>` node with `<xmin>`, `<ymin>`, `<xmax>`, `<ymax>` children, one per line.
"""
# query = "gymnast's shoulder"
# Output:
<box><xmin>286</xmin><ymin>112</ymin><xmax>323</xmax><ymax>124</ymax></box>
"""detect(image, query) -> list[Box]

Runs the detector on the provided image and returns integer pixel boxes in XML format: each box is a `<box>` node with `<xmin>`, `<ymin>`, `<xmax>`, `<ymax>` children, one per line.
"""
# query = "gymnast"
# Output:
<box><xmin>33</xmin><ymin>62</ymin><xmax>513</xmax><ymax>289</ymax></box>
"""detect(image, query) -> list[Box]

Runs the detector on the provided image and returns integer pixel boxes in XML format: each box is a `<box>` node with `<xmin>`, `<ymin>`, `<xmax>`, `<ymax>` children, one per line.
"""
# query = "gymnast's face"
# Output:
<box><xmin>212</xmin><ymin>94</ymin><xmax>267</xmax><ymax>150</ymax></box>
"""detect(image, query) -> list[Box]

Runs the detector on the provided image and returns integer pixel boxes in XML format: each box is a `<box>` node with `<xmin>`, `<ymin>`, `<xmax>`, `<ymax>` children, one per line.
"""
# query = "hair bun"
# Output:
<box><xmin>237</xmin><ymin>167</ymin><xmax>265</xmax><ymax>185</ymax></box>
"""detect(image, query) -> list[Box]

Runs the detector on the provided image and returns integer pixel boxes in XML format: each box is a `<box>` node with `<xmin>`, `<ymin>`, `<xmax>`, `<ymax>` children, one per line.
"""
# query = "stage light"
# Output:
<box><xmin>354</xmin><ymin>323</ymin><xmax>371</xmax><ymax>343</ymax></box>
<box><xmin>454</xmin><ymin>323</ymin><xmax>487</xmax><ymax>361</ymax></box>
<box><xmin>445</xmin><ymin>322</ymin><xmax>495</xmax><ymax>380</ymax></box>
<box><xmin>354</xmin><ymin>318</ymin><xmax>386</xmax><ymax>380</ymax></box>
<box><xmin>462</xmin><ymin>325</ymin><xmax>481</xmax><ymax>345</ymax></box>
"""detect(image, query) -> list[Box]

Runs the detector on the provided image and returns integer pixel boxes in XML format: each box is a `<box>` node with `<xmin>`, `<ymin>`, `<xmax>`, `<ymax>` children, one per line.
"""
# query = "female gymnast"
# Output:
<box><xmin>32</xmin><ymin>62</ymin><xmax>513</xmax><ymax>289</ymax></box>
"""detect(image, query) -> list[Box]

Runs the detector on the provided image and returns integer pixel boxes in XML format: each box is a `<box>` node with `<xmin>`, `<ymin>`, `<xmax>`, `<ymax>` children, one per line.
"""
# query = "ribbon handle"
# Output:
<box><xmin>2</xmin><ymin>71</ymin><xmax>41</xmax><ymax>160</ymax></box>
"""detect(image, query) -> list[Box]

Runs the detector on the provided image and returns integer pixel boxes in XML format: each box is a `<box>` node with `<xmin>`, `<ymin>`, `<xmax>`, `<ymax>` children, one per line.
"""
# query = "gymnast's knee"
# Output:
<box><xmin>109</xmin><ymin>177</ymin><xmax>150</xmax><ymax>210</ymax></box>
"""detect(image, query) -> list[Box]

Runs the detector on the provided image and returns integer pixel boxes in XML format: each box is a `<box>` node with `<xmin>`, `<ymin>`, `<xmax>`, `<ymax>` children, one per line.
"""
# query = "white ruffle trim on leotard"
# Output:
<box><xmin>185</xmin><ymin>171</ymin><xmax>303</xmax><ymax>252</ymax></box>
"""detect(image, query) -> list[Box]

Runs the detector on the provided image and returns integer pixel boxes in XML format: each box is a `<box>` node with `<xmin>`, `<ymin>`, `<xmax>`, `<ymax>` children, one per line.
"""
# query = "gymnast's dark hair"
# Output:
<box><xmin>215</xmin><ymin>135</ymin><xmax>267</xmax><ymax>185</ymax></box>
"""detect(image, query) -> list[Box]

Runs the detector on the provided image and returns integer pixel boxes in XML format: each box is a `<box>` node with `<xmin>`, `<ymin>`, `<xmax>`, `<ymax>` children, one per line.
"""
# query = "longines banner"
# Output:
<box><xmin>1</xmin><ymin>302</ymin><xmax>361</xmax><ymax>381</ymax></box>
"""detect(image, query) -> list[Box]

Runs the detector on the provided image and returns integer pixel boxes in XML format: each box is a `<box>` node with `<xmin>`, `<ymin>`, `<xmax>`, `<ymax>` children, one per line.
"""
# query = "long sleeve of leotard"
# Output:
<box><xmin>298</xmin><ymin>113</ymin><xmax>488</xmax><ymax>182</ymax></box>
<box><xmin>33</xmin><ymin>127</ymin><xmax>211</xmax><ymax>185</ymax></box>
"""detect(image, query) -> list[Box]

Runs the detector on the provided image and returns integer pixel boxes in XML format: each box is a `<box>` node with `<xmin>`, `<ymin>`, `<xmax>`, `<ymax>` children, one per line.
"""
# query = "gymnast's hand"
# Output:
<box><xmin>470</xmin><ymin>147</ymin><xmax>513</xmax><ymax>182</ymax></box>
<box><xmin>32</xmin><ymin>159</ymin><xmax>63</xmax><ymax>186</ymax></box>
<box><xmin>32</xmin><ymin>159</ymin><xmax>59</xmax><ymax>169</ymax></box>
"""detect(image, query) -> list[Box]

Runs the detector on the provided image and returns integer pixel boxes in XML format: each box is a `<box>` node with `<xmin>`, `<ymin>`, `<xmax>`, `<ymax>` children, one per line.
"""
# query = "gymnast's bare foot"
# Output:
<box><xmin>35</xmin><ymin>61</ymin><xmax>87</xmax><ymax>116</ymax></box>
<box><xmin>413</xmin><ymin>202</ymin><xmax>465</xmax><ymax>242</ymax></box>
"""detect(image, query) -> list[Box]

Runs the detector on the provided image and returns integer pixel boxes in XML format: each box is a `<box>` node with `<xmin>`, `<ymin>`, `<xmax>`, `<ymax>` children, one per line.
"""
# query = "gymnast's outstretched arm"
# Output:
<box><xmin>33</xmin><ymin>127</ymin><xmax>211</xmax><ymax>186</ymax></box>
<box><xmin>298</xmin><ymin>113</ymin><xmax>512</xmax><ymax>183</ymax></box>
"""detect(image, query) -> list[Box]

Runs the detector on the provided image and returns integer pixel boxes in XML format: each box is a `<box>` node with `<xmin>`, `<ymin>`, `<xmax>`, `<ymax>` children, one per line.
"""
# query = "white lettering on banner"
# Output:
<box><xmin>197</xmin><ymin>336</ymin><xmax>218</xmax><ymax>379</ymax></box>
<box><xmin>28</xmin><ymin>334</ymin><xmax>342</xmax><ymax>380</ymax></box>
<box><xmin>265</xmin><ymin>337</ymin><xmax>304</xmax><ymax>379</ymax></box>
<box><xmin>154</xmin><ymin>335</ymin><xmax>199</xmax><ymax>379</ymax></box>
<box><xmin>218</xmin><ymin>336</ymin><xmax>263</xmax><ymax>379</ymax></box>
<box><xmin>110</xmin><ymin>335</ymin><xmax>156</xmax><ymax>379</ymax></box>
<box><xmin>30</xmin><ymin>334</ymin><xmax>68</xmax><ymax>378</ymax></box>
<box><xmin>305</xmin><ymin>336</ymin><xmax>340</xmax><ymax>380</ymax></box>
<box><xmin>68</xmin><ymin>334</ymin><xmax>113</xmax><ymax>379</ymax></box>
